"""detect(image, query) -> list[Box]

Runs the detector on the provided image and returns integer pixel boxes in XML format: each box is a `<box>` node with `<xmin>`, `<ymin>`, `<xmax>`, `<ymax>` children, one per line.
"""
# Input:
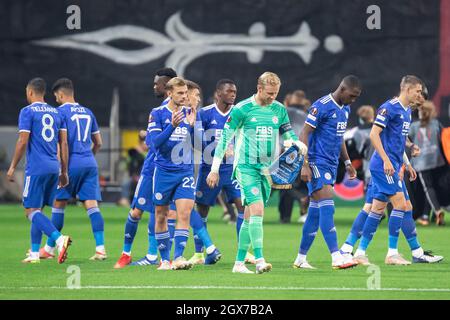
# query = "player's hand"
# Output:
<box><xmin>186</xmin><ymin>108</ymin><xmax>196</xmax><ymax>127</ymax></box>
<box><xmin>300</xmin><ymin>165</ymin><xmax>312</xmax><ymax>182</ymax></box>
<box><xmin>7</xmin><ymin>167</ymin><xmax>15</xmax><ymax>182</ymax></box>
<box><xmin>225</xmin><ymin>146</ymin><xmax>234</xmax><ymax>160</ymax></box>
<box><xmin>58</xmin><ymin>172</ymin><xmax>69</xmax><ymax>188</ymax></box>
<box><xmin>407</xmin><ymin>165</ymin><xmax>417</xmax><ymax>182</ymax></box>
<box><xmin>383</xmin><ymin>158</ymin><xmax>395</xmax><ymax>176</ymax></box>
<box><xmin>346</xmin><ymin>164</ymin><xmax>357</xmax><ymax>179</ymax></box>
<box><xmin>206</xmin><ymin>172</ymin><xmax>220</xmax><ymax>188</ymax></box>
<box><xmin>411</xmin><ymin>144</ymin><xmax>421</xmax><ymax>157</ymax></box>
<box><xmin>172</xmin><ymin>110</ymin><xmax>184</xmax><ymax>127</ymax></box>
<box><xmin>399</xmin><ymin>166</ymin><xmax>405</xmax><ymax>181</ymax></box>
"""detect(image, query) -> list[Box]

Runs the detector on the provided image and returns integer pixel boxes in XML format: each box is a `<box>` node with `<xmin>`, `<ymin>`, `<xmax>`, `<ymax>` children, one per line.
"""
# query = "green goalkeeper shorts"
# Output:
<box><xmin>235</xmin><ymin>166</ymin><xmax>271</xmax><ymax>207</ymax></box>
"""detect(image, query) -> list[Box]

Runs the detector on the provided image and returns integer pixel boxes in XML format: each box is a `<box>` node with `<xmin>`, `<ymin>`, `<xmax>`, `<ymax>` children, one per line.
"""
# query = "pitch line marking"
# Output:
<box><xmin>1</xmin><ymin>286</ymin><xmax>450</xmax><ymax>292</ymax></box>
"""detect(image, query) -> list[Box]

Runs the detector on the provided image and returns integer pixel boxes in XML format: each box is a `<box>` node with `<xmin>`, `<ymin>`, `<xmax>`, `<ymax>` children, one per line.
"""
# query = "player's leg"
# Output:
<box><xmin>314</xmin><ymin>184</ymin><xmax>355</xmax><ymax>269</ymax></box>
<box><xmin>83</xmin><ymin>200</ymin><xmax>106</xmax><ymax>260</ymax></box>
<box><xmin>401</xmin><ymin>183</ymin><xmax>443</xmax><ymax>263</ymax></box>
<box><xmin>353</xmin><ymin>198</ymin><xmax>385</xmax><ymax>265</ymax></box>
<box><xmin>23</xmin><ymin>174</ymin><xmax>71</xmax><ymax>264</ymax></box>
<box><xmin>154</xmin><ymin>204</ymin><xmax>171</xmax><ymax>269</ymax></box>
<box><xmin>247</xmin><ymin>172</ymin><xmax>271</xmax><ymax>274</ymax></box>
<box><xmin>293</xmin><ymin>164</ymin><xmax>323</xmax><ymax>268</ymax></box>
<box><xmin>167</xmin><ymin>204</ymin><xmax>177</xmax><ymax>252</ymax></box>
<box><xmin>114</xmin><ymin>174</ymin><xmax>148</xmax><ymax>268</ymax></box>
<box><xmin>40</xmin><ymin>199</ymin><xmax>67</xmax><ymax>259</ymax></box>
<box><xmin>385</xmin><ymin>191</ymin><xmax>411</xmax><ymax>265</ymax></box>
<box><xmin>78</xmin><ymin>167</ymin><xmax>106</xmax><ymax>260</ymax></box>
<box><xmin>190</xmin><ymin>205</ymin><xmax>222</xmax><ymax>266</ymax></box>
<box><xmin>232</xmin><ymin>205</ymin><xmax>254</xmax><ymax>274</ymax></box>
<box><xmin>340</xmin><ymin>202</ymin><xmax>371</xmax><ymax>256</ymax></box>
<box><xmin>341</xmin><ymin>182</ymin><xmax>374</xmax><ymax>256</ymax></box>
<box><xmin>42</xmin><ymin>171</ymin><xmax>76</xmax><ymax>258</ymax></box>
<box><xmin>172</xmin><ymin>198</ymin><xmax>194</xmax><ymax>269</ymax></box>
<box><xmin>192</xmin><ymin>203</ymin><xmax>209</xmax><ymax>259</ymax></box>
<box><xmin>114</xmin><ymin>207</ymin><xmax>144</xmax><ymax>268</ymax></box>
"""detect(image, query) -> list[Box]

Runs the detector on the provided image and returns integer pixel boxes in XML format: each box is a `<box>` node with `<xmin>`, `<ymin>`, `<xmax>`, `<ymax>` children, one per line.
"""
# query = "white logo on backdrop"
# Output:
<box><xmin>33</xmin><ymin>11</ymin><xmax>343</xmax><ymax>75</ymax></box>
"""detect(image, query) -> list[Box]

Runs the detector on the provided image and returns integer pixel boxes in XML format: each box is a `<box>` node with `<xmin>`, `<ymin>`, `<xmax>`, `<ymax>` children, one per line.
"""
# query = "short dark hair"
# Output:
<box><xmin>216</xmin><ymin>79</ymin><xmax>235</xmax><ymax>91</ymax></box>
<box><xmin>156</xmin><ymin>67</ymin><xmax>177</xmax><ymax>78</ymax></box>
<box><xmin>342</xmin><ymin>75</ymin><xmax>362</xmax><ymax>90</ymax></box>
<box><xmin>185</xmin><ymin>80</ymin><xmax>201</xmax><ymax>91</ymax></box>
<box><xmin>52</xmin><ymin>78</ymin><xmax>74</xmax><ymax>94</ymax></box>
<box><xmin>27</xmin><ymin>78</ymin><xmax>46</xmax><ymax>95</ymax></box>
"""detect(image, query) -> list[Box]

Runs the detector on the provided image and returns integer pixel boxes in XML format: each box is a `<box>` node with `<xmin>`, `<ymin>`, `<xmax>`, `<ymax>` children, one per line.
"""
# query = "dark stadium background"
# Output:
<box><xmin>0</xmin><ymin>0</ymin><xmax>448</xmax><ymax>129</ymax></box>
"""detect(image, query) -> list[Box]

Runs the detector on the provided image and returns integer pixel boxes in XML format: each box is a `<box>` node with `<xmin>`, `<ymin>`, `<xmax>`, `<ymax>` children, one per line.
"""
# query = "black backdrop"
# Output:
<box><xmin>0</xmin><ymin>0</ymin><xmax>444</xmax><ymax>128</ymax></box>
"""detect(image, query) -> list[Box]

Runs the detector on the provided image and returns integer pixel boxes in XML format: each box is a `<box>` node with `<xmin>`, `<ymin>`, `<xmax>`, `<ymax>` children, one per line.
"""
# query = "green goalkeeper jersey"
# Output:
<box><xmin>212</xmin><ymin>95</ymin><xmax>298</xmax><ymax>175</ymax></box>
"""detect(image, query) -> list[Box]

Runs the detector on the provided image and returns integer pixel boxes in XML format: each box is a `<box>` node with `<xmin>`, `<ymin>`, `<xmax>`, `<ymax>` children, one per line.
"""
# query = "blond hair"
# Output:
<box><xmin>166</xmin><ymin>77</ymin><xmax>187</xmax><ymax>91</ymax></box>
<box><xmin>258</xmin><ymin>72</ymin><xmax>281</xmax><ymax>87</ymax></box>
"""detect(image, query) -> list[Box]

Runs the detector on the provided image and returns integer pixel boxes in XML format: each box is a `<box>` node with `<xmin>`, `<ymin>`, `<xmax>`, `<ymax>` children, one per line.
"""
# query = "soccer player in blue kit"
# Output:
<box><xmin>189</xmin><ymin>79</ymin><xmax>255</xmax><ymax>265</ymax></box>
<box><xmin>293</xmin><ymin>76</ymin><xmax>361</xmax><ymax>270</ymax></box>
<box><xmin>35</xmin><ymin>78</ymin><xmax>105</xmax><ymax>261</ymax></box>
<box><xmin>7</xmin><ymin>78</ymin><xmax>72</xmax><ymax>264</ymax></box>
<box><xmin>114</xmin><ymin>68</ymin><xmax>177</xmax><ymax>268</ymax></box>
<box><xmin>149</xmin><ymin>77</ymin><xmax>217</xmax><ymax>270</ymax></box>
<box><xmin>342</xmin><ymin>77</ymin><xmax>444</xmax><ymax>265</ymax></box>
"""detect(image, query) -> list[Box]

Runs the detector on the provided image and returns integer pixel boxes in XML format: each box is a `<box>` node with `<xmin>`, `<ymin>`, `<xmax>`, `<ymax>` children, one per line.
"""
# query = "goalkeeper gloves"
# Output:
<box><xmin>283</xmin><ymin>139</ymin><xmax>308</xmax><ymax>155</ymax></box>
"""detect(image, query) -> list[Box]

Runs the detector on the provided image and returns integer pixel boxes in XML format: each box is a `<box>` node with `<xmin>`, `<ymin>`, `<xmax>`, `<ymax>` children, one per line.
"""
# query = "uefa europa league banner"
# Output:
<box><xmin>0</xmin><ymin>0</ymin><xmax>448</xmax><ymax>128</ymax></box>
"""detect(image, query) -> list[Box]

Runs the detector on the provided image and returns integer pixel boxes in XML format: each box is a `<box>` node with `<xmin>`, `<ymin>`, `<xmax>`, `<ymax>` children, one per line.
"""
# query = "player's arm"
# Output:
<box><xmin>58</xmin><ymin>129</ymin><xmax>69</xmax><ymax>188</ymax></box>
<box><xmin>7</xmin><ymin>132</ymin><xmax>29</xmax><ymax>182</ymax></box>
<box><xmin>91</xmin><ymin>114</ymin><xmax>102</xmax><ymax>155</ymax></box>
<box><xmin>207</xmin><ymin>107</ymin><xmax>243</xmax><ymax>188</ymax></box>
<box><xmin>370</xmin><ymin>107</ymin><xmax>395</xmax><ymax>175</ymax></box>
<box><xmin>406</xmin><ymin>136</ymin><xmax>420</xmax><ymax>157</ymax></box>
<box><xmin>402</xmin><ymin>151</ymin><xmax>417</xmax><ymax>181</ymax></box>
<box><xmin>92</xmin><ymin>133</ymin><xmax>102</xmax><ymax>155</ymax></box>
<box><xmin>370</xmin><ymin>125</ymin><xmax>394</xmax><ymax>176</ymax></box>
<box><xmin>299</xmin><ymin>105</ymin><xmax>321</xmax><ymax>182</ymax></box>
<box><xmin>149</xmin><ymin>110</ymin><xmax>182</xmax><ymax>149</ymax></box>
<box><xmin>279</xmin><ymin>109</ymin><xmax>307</xmax><ymax>155</ymax></box>
<box><xmin>340</xmin><ymin>140</ymin><xmax>356</xmax><ymax>179</ymax></box>
<box><xmin>8</xmin><ymin>108</ymin><xmax>32</xmax><ymax>182</ymax></box>
<box><xmin>190</xmin><ymin>110</ymin><xmax>205</xmax><ymax>152</ymax></box>
<box><xmin>299</xmin><ymin>124</ymin><xmax>314</xmax><ymax>182</ymax></box>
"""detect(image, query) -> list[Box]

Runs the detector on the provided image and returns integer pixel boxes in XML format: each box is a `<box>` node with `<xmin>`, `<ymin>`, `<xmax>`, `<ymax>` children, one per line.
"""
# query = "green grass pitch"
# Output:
<box><xmin>0</xmin><ymin>202</ymin><xmax>449</xmax><ymax>300</ymax></box>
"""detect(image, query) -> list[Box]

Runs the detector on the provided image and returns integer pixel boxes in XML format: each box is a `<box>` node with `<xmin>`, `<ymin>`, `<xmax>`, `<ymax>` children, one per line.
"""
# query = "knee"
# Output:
<box><xmin>130</xmin><ymin>209</ymin><xmax>143</xmax><ymax>219</ymax></box>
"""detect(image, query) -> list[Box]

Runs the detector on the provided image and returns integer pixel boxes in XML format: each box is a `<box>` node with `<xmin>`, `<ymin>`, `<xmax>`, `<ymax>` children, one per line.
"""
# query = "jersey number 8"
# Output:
<box><xmin>41</xmin><ymin>114</ymin><xmax>55</xmax><ymax>142</ymax></box>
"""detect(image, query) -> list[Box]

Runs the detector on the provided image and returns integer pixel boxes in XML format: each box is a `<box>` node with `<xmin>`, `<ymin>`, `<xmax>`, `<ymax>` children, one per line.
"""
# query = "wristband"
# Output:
<box><xmin>344</xmin><ymin>159</ymin><xmax>352</xmax><ymax>167</ymax></box>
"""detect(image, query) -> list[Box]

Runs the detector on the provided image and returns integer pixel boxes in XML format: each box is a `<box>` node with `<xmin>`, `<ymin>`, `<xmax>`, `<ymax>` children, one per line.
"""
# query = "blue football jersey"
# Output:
<box><xmin>305</xmin><ymin>94</ymin><xmax>350</xmax><ymax>168</ymax></box>
<box><xmin>149</xmin><ymin>104</ymin><xmax>202</xmax><ymax>172</ymax></box>
<box><xmin>18</xmin><ymin>102</ymin><xmax>66</xmax><ymax>175</ymax></box>
<box><xmin>58</xmin><ymin>103</ymin><xmax>99</xmax><ymax>169</ymax></box>
<box><xmin>369</xmin><ymin>97</ymin><xmax>412</xmax><ymax>172</ymax></box>
<box><xmin>141</xmin><ymin>98</ymin><xmax>170</xmax><ymax>176</ymax></box>
<box><xmin>198</xmin><ymin>103</ymin><xmax>234</xmax><ymax>169</ymax></box>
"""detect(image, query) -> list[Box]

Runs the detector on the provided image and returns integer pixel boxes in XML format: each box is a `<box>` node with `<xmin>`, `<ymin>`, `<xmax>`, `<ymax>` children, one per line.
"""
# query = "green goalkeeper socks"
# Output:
<box><xmin>249</xmin><ymin>216</ymin><xmax>264</xmax><ymax>259</ymax></box>
<box><xmin>236</xmin><ymin>220</ymin><xmax>251</xmax><ymax>262</ymax></box>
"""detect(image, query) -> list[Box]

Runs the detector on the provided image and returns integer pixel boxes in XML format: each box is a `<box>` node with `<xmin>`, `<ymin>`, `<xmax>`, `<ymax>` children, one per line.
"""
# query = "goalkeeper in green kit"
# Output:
<box><xmin>206</xmin><ymin>72</ymin><xmax>307</xmax><ymax>274</ymax></box>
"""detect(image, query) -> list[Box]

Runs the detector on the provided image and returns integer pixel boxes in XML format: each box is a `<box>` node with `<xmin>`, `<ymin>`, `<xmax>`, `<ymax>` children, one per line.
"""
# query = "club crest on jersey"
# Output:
<box><xmin>324</xmin><ymin>172</ymin><xmax>332</xmax><ymax>180</ymax></box>
<box><xmin>310</xmin><ymin>107</ymin><xmax>318</xmax><ymax>115</ymax></box>
<box><xmin>155</xmin><ymin>193</ymin><xmax>163</xmax><ymax>200</ymax></box>
<box><xmin>138</xmin><ymin>197</ymin><xmax>146</xmax><ymax>205</ymax></box>
<box><xmin>272</xmin><ymin>116</ymin><xmax>279</xmax><ymax>124</ymax></box>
